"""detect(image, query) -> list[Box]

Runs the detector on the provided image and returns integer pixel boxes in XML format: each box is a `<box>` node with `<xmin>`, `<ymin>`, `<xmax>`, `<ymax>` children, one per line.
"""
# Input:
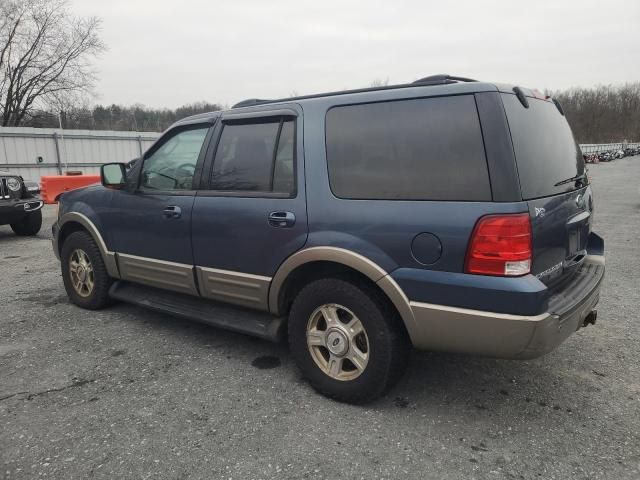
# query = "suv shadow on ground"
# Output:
<box><xmin>107</xmin><ymin>298</ymin><xmax>580</xmax><ymax>414</ymax></box>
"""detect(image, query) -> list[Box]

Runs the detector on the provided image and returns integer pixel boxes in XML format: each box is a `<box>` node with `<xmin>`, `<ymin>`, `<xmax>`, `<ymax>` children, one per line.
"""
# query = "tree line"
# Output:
<box><xmin>23</xmin><ymin>101</ymin><xmax>224</xmax><ymax>131</ymax></box>
<box><xmin>20</xmin><ymin>82</ymin><xmax>640</xmax><ymax>143</ymax></box>
<box><xmin>551</xmin><ymin>83</ymin><xmax>640</xmax><ymax>144</ymax></box>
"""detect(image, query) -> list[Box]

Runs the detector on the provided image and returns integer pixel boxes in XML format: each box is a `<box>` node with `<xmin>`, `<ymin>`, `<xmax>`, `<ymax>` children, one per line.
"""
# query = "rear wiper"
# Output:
<box><xmin>554</xmin><ymin>172</ymin><xmax>588</xmax><ymax>187</ymax></box>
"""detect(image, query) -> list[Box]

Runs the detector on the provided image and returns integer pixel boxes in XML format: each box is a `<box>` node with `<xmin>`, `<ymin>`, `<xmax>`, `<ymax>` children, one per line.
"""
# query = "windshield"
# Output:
<box><xmin>502</xmin><ymin>93</ymin><xmax>586</xmax><ymax>200</ymax></box>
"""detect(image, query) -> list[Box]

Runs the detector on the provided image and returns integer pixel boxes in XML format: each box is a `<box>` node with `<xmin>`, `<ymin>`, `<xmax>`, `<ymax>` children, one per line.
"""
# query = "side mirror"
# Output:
<box><xmin>101</xmin><ymin>163</ymin><xmax>127</xmax><ymax>189</ymax></box>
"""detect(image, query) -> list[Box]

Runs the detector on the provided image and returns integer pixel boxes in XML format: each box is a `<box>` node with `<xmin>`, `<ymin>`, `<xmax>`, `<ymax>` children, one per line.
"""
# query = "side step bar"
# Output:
<box><xmin>109</xmin><ymin>281</ymin><xmax>286</xmax><ymax>342</ymax></box>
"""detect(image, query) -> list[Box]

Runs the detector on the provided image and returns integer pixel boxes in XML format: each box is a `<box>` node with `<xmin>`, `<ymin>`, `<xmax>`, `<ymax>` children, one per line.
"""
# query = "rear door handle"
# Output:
<box><xmin>268</xmin><ymin>211</ymin><xmax>295</xmax><ymax>228</ymax></box>
<box><xmin>163</xmin><ymin>205</ymin><xmax>182</xmax><ymax>219</ymax></box>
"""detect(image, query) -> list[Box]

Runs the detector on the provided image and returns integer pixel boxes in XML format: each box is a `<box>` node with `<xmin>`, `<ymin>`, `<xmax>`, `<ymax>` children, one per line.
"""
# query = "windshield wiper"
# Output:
<box><xmin>554</xmin><ymin>172</ymin><xmax>588</xmax><ymax>187</ymax></box>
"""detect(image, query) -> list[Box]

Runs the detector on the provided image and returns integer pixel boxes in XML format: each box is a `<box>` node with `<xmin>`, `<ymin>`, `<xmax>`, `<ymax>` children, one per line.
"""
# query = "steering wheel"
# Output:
<box><xmin>175</xmin><ymin>162</ymin><xmax>196</xmax><ymax>177</ymax></box>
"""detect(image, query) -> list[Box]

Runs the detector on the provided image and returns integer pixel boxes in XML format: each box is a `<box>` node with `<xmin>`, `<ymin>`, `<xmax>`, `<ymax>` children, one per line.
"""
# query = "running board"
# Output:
<box><xmin>108</xmin><ymin>281</ymin><xmax>286</xmax><ymax>342</ymax></box>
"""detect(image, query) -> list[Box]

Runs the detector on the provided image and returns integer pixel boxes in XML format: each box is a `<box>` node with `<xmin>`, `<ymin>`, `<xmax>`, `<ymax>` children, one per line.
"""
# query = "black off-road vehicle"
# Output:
<box><xmin>0</xmin><ymin>170</ymin><xmax>43</xmax><ymax>236</ymax></box>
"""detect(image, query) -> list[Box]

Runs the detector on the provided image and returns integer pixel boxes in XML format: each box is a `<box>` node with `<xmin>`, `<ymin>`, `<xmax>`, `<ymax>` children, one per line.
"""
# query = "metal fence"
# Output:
<box><xmin>0</xmin><ymin>127</ymin><xmax>160</xmax><ymax>183</ymax></box>
<box><xmin>580</xmin><ymin>143</ymin><xmax>640</xmax><ymax>155</ymax></box>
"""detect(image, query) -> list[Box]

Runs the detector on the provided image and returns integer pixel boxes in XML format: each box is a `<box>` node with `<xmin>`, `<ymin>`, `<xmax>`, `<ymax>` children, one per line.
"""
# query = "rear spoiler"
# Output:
<box><xmin>508</xmin><ymin>85</ymin><xmax>565</xmax><ymax>115</ymax></box>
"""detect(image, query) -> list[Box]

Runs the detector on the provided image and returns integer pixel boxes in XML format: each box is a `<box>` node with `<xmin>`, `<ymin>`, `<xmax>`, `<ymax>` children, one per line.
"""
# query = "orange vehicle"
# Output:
<box><xmin>40</xmin><ymin>174</ymin><xmax>100</xmax><ymax>204</ymax></box>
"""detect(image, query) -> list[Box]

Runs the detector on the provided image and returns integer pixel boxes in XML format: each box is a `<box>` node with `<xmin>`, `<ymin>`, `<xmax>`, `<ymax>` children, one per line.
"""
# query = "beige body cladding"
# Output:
<box><xmin>55</xmin><ymin>212</ymin><xmax>603</xmax><ymax>359</ymax></box>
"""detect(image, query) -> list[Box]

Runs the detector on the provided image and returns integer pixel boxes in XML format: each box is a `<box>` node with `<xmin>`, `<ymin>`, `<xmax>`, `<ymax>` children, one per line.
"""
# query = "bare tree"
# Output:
<box><xmin>370</xmin><ymin>78</ymin><xmax>389</xmax><ymax>88</ymax></box>
<box><xmin>0</xmin><ymin>0</ymin><xmax>105</xmax><ymax>126</ymax></box>
<box><xmin>551</xmin><ymin>83</ymin><xmax>640</xmax><ymax>143</ymax></box>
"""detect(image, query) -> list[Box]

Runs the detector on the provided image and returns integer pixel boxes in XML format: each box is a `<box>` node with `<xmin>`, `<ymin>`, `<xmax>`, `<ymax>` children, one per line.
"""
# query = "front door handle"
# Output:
<box><xmin>268</xmin><ymin>211</ymin><xmax>295</xmax><ymax>228</ymax></box>
<box><xmin>163</xmin><ymin>205</ymin><xmax>182</xmax><ymax>219</ymax></box>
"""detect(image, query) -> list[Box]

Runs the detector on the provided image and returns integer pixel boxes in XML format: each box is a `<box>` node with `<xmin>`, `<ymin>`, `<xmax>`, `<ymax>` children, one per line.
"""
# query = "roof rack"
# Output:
<box><xmin>232</xmin><ymin>98</ymin><xmax>273</xmax><ymax>108</ymax></box>
<box><xmin>412</xmin><ymin>74</ymin><xmax>478</xmax><ymax>84</ymax></box>
<box><xmin>231</xmin><ymin>74</ymin><xmax>478</xmax><ymax>109</ymax></box>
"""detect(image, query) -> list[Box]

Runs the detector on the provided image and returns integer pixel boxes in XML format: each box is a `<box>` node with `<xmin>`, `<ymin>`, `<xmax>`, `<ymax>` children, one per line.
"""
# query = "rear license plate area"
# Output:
<box><xmin>568</xmin><ymin>228</ymin><xmax>581</xmax><ymax>256</ymax></box>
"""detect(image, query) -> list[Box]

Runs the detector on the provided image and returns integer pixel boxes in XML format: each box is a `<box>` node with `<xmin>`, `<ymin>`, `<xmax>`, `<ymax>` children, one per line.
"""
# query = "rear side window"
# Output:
<box><xmin>501</xmin><ymin>94</ymin><xmax>585</xmax><ymax>200</ymax></box>
<box><xmin>325</xmin><ymin>96</ymin><xmax>491</xmax><ymax>201</ymax></box>
<box><xmin>211</xmin><ymin>118</ymin><xmax>295</xmax><ymax>195</ymax></box>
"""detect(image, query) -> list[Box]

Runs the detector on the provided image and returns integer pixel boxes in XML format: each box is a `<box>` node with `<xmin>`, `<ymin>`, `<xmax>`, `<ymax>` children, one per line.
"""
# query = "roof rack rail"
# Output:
<box><xmin>231</xmin><ymin>74</ymin><xmax>480</xmax><ymax>109</ymax></box>
<box><xmin>232</xmin><ymin>98</ymin><xmax>272</xmax><ymax>108</ymax></box>
<box><xmin>412</xmin><ymin>74</ymin><xmax>478</xmax><ymax>85</ymax></box>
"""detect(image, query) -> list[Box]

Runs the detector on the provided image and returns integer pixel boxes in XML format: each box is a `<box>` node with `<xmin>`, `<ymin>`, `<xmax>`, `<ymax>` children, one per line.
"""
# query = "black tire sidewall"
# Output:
<box><xmin>288</xmin><ymin>277</ymin><xmax>405</xmax><ymax>403</ymax></box>
<box><xmin>10</xmin><ymin>210</ymin><xmax>42</xmax><ymax>236</ymax></box>
<box><xmin>61</xmin><ymin>231</ymin><xmax>112</xmax><ymax>310</ymax></box>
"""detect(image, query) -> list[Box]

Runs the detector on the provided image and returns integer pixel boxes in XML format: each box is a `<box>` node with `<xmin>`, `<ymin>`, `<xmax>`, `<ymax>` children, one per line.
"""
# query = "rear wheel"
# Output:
<box><xmin>10</xmin><ymin>210</ymin><xmax>42</xmax><ymax>236</ymax></box>
<box><xmin>288</xmin><ymin>276</ymin><xmax>410</xmax><ymax>404</ymax></box>
<box><xmin>61</xmin><ymin>231</ymin><xmax>113</xmax><ymax>310</ymax></box>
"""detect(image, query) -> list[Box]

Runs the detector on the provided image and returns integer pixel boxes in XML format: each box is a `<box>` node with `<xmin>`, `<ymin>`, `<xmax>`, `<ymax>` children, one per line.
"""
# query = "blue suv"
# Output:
<box><xmin>52</xmin><ymin>75</ymin><xmax>605</xmax><ymax>403</ymax></box>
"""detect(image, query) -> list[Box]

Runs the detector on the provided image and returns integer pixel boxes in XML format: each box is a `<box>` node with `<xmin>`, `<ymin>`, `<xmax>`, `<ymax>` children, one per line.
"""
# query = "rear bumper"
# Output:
<box><xmin>407</xmin><ymin>255</ymin><xmax>605</xmax><ymax>359</ymax></box>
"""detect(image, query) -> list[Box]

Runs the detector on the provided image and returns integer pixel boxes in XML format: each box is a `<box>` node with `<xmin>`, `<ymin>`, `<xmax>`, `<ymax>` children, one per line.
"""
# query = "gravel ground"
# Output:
<box><xmin>1</xmin><ymin>158</ymin><xmax>639</xmax><ymax>480</ymax></box>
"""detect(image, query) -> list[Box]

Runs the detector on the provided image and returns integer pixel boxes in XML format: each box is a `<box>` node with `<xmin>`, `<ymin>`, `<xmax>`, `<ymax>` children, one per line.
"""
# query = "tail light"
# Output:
<box><xmin>465</xmin><ymin>214</ymin><xmax>532</xmax><ymax>276</ymax></box>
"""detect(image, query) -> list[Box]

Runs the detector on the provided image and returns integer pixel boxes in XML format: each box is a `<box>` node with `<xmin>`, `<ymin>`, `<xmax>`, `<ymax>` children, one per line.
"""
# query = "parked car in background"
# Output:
<box><xmin>52</xmin><ymin>75</ymin><xmax>605</xmax><ymax>403</ymax></box>
<box><xmin>585</xmin><ymin>145</ymin><xmax>640</xmax><ymax>163</ymax></box>
<box><xmin>600</xmin><ymin>151</ymin><xmax>614</xmax><ymax>162</ymax></box>
<box><xmin>0</xmin><ymin>170</ymin><xmax>43</xmax><ymax>236</ymax></box>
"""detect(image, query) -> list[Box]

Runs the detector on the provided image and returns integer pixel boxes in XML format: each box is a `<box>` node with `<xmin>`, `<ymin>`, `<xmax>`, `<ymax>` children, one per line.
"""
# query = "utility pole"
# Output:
<box><xmin>58</xmin><ymin>111</ymin><xmax>68</xmax><ymax>173</ymax></box>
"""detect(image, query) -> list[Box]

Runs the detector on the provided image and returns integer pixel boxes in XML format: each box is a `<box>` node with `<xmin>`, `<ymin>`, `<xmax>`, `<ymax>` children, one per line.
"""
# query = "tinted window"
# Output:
<box><xmin>325</xmin><ymin>96</ymin><xmax>491</xmax><ymax>201</ymax></box>
<box><xmin>211</xmin><ymin>119</ymin><xmax>295</xmax><ymax>194</ymax></box>
<box><xmin>273</xmin><ymin>120</ymin><xmax>295</xmax><ymax>194</ymax></box>
<box><xmin>141</xmin><ymin>127</ymin><xmax>208</xmax><ymax>191</ymax></box>
<box><xmin>502</xmin><ymin>94</ymin><xmax>585</xmax><ymax>200</ymax></box>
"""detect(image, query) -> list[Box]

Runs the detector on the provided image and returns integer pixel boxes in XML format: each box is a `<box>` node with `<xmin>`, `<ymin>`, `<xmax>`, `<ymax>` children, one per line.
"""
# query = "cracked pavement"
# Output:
<box><xmin>1</xmin><ymin>158</ymin><xmax>640</xmax><ymax>479</ymax></box>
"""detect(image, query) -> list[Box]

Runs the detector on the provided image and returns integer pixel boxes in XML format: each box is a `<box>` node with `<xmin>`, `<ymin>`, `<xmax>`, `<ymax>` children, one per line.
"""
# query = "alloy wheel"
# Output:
<box><xmin>306</xmin><ymin>304</ymin><xmax>370</xmax><ymax>381</ymax></box>
<box><xmin>69</xmin><ymin>248</ymin><xmax>95</xmax><ymax>298</ymax></box>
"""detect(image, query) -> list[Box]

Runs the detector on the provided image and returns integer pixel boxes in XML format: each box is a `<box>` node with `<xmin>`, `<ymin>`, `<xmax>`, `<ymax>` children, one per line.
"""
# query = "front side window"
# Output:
<box><xmin>140</xmin><ymin>126</ymin><xmax>208</xmax><ymax>191</ymax></box>
<box><xmin>211</xmin><ymin>118</ymin><xmax>295</xmax><ymax>195</ymax></box>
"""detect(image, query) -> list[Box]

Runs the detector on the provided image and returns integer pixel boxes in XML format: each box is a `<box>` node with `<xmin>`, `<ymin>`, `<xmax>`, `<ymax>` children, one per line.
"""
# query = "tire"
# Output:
<box><xmin>10</xmin><ymin>210</ymin><xmax>42</xmax><ymax>236</ymax></box>
<box><xmin>288</xmin><ymin>276</ymin><xmax>410</xmax><ymax>404</ymax></box>
<box><xmin>61</xmin><ymin>231</ymin><xmax>113</xmax><ymax>310</ymax></box>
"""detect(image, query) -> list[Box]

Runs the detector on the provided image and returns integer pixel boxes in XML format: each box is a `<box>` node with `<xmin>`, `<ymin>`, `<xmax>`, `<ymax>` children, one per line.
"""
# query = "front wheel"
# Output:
<box><xmin>10</xmin><ymin>210</ymin><xmax>42</xmax><ymax>236</ymax></box>
<box><xmin>288</xmin><ymin>277</ymin><xmax>410</xmax><ymax>404</ymax></box>
<box><xmin>61</xmin><ymin>231</ymin><xmax>113</xmax><ymax>310</ymax></box>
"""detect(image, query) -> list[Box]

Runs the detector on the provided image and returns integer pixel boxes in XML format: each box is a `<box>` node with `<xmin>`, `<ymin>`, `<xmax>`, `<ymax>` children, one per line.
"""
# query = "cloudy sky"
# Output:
<box><xmin>73</xmin><ymin>0</ymin><xmax>640</xmax><ymax>109</ymax></box>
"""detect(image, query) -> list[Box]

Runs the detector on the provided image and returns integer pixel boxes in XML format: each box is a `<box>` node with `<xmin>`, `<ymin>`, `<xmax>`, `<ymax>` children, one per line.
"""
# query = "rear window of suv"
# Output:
<box><xmin>325</xmin><ymin>96</ymin><xmax>491</xmax><ymax>201</ymax></box>
<box><xmin>501</xmin><ymin>93</ymin><xmax>586</xmax><ymax>200</ymax></box>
